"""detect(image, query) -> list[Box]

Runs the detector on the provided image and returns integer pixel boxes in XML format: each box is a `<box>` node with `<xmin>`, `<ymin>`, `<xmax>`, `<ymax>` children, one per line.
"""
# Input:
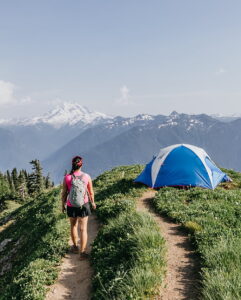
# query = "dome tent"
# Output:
<box><xmin>134</xmin><ymin>144</ymin><xmax>230</xmax><ymax>189</ymax></box>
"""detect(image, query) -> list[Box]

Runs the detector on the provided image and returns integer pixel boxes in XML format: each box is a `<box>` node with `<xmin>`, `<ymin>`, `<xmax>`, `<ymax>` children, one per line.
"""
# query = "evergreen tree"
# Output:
<box><xmin>6</xmin><ymin>170</ymin><xmax>14</xmax><ymax>192</ymax></box>
<box><xmin>11</xmin><ymin>168</ymin><xmax>18</xmax><ymax>191</ymax></box>
<box><xmin>44</xmin><ymin>173</ymin><xmax>52</xmax><ymax>189</ymax></box>
<box><xmin>28</xmin><ymin>159</ymin><xmax>44</xmax><ymax>195</ymax></box>
<box><xmin>27</xmin><ymin>172</ymin><xmax>35</xmax><ymax>195</ymax></box>
<box><xmin>16</xmin><ymin>171</ymin><xmax>28</xmax><ymax>200</ymax></box>
<box><xmin>23</xmin><ymin>169</ymin><xmax>29</xmax><ymax>182</ymax></box>
<box><xmin>0</xmin><ymin>172</ymin><xmax>10</xmax><ymax>210</ymax></box>
<box><xmin>0</xmin><ymin>172</ymin><xmax>8</xmax><ymax>195</ymax></box>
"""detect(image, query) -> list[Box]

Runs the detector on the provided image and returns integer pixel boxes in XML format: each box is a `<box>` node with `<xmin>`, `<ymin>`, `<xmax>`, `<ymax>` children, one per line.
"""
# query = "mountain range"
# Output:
<box><xmin>0</xmin><ymin>102</ymin><xmax>241</xmax><ymax>183</ymax></box>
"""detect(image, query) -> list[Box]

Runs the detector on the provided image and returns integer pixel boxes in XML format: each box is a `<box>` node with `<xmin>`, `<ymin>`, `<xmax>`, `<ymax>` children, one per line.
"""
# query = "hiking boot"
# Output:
<box><xmin>79</xmin><ymin>251</ymin><xmax>89</xmax><ymax>260</ymax></box>
<box><xmin>70</xmin><ymin>245</ymin><xmax>79</xmax><ymax>254</ymax></box>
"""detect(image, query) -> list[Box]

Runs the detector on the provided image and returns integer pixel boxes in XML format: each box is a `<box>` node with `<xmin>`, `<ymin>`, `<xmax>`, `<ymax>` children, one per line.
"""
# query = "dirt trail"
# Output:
<box><xmin>137</xmin><ymin>190</ymin><xmax>201</xmax><ymax>300</ymax></box>
<box><xmin>45</xmin><ymin>214</ymin><xmax>99</xmax><ymax>300</ymax></box>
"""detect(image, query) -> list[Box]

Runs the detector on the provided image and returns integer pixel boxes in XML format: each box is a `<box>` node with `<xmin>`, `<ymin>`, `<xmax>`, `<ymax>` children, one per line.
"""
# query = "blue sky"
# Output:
<box><xmin>0</xmin><ymin>0</ymin><xmax>241</xmax><ymax>118</ymax></box>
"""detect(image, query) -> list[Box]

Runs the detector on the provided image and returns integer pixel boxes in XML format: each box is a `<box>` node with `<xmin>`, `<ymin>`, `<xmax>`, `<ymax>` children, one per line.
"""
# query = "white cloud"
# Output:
<box><xmin>47</xmin><ymin>98</ymin><xmax>64</xmax><ymax>106</ymax></box>
<box><xmin>216</xmin><ymin>67</ymin><xmax>227</xmax><ymax>75</ymax></box>
<box><xmin>19</xmin><ymin>96</ymin><xmax>32</xmax><ymax>104</ymax></box>
<box><xmin>0</xmin><ymin>80</ymin><xmax>15</xmax><ymax>105</ymax></box>
<box><xmin>116</xmin><ymin>85</ymin><xmax>131</xmax><ymax>105</ymax></box>
<box><xmin>0</xmin><ymin>80</ymin><xmax>33</xmax><ymax>106</ymax></box>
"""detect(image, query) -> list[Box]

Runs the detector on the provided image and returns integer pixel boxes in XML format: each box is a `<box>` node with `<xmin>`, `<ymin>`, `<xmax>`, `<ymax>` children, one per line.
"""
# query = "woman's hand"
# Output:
<box><xmin>62</xmin><ymin>203</ymin><xmax>66</xmax><ymax>213</ymax></box>
<box><xmin>91</xmin><ymin>202</ymin><xmax>96</xmax><ymax>210</ymax></box>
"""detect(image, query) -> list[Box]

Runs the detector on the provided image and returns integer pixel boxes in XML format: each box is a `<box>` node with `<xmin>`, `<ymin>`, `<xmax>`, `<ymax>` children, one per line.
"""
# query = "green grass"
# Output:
<box><xmin>0</xmin><ymin>188</ymin><xmax>69</xmax><ymax>300</ymax></box>
<box><xmin>92</xmin><ymin>212</ymin><xmax>166</xmax><ymax>300</ymax></box>
<box><xmin>91</xmin><ymin>165</ymin><xmax>166</xmax><ymax>299</ymax></box>
<box><xmin>2</xmin><ymin>164</ymin><xmax>239</xmax><ymax>300</ymax></box>
<box><xmin>0</xmin><ymin>200</ymin><xmax>22</xmax><ymax>220</ymax></box>
<box><xmin>152</xmin><ymin>169</ymin><xmax>241</xmax><ymax>300</ymax></box>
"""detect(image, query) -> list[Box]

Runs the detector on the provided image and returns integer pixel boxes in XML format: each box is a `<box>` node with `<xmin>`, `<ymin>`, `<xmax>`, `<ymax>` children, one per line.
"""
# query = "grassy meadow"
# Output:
<box><xmin>0</xmin><ymin>164</ymin><xmax>240</xmax><ymax>300</ymax></box>
<box><xmin>152</xmin><ymin>168</ymin><xmax>241</xmax><ymax>300</ymax></box>
<box><xmin>91</xmin><ymin>165</ymin><xmax>166</xmax><ymax>299</ymax></box>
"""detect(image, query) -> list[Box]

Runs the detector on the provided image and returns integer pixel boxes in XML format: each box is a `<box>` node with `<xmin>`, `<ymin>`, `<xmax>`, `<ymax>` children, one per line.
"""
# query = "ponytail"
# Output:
<box><xmin>70</xmin><ymin>156</ymin><xmax>83</xmax><ymax>175</ymax></box>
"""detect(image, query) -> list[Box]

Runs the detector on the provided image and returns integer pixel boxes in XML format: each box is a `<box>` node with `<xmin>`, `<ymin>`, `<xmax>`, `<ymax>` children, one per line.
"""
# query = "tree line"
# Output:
<box><xmin>0</xmin><ymin>159</ymin><xmax>54</xmax><ymax>206</ymax></box>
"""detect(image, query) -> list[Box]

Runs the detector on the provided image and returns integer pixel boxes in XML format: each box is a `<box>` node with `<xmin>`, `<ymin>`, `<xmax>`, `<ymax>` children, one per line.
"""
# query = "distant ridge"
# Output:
<box><xmin>1</xmin><ymin>104</ymin><xmax>241</xmax><ymax>180</ymax></box>
<box><xmin>0</xmin><ymin>102</ymin><xmax>112</xmax><ymax>128</ymax></box>
<box><xmin>1</xmin><ymin>103</ymin><xmax>240</xmax><ymax>127</ymax></box>
<box><xmin>211</xmin><ymin>113</ymin><xmax>241</xmax><ymax>122</ymax></box>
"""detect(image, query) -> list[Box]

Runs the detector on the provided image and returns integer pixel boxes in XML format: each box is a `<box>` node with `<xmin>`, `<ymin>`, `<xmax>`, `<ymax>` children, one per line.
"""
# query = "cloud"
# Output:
<box><xmin>47</xmin><ymin>98</ymin><xmax>64</xmax><ymax>106</ymax></box>
<box><xmin>19</xmin><ymin>96</ymin><xmax>32</xmax><ymax>104</ymax></box>
<box><xmin>0</xmin><ymin>80</ymin><xmax>33</xmax><ymax>106</ymax></box>
<box><xmin>116</xmin><ymin>85</ymin><xmax>131</xmax><ymax>105</ymax></box>
<box><xmin>216</xmin><ymin>67</ymin><xmax>227</xmax><ymax>75</ymax></box>
<box><xmin>0</xmin><ymin>80</ymin><xmax>15</xmax><ymax>105</ymax></box>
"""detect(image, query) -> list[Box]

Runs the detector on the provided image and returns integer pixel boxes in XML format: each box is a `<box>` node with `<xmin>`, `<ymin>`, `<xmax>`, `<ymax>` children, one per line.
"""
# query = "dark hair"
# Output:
<box><xmin>70</xmin><ymin>156</ymin><xmax>83</xmax><ymax>175</ymax></box>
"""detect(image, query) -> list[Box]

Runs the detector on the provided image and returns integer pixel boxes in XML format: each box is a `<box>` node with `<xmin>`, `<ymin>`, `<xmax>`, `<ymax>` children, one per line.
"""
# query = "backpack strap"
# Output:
<box><xmin>78</xmin><ymin>174</ymin><xmax>85</xmax><ymax>181</ymax></box>
<box><xmin>80</xmin><ymin>173</ymin><xmax>91</xmax><ymax>203</ymax></box>
<box><xmin>71</xmin><ymin>173</ymin><xmax>84</xmax><ymax>180</ymax></box>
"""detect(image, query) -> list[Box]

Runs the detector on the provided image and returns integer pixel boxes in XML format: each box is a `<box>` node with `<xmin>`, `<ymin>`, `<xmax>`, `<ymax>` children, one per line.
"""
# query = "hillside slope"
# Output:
<box><xmin>0</xmin><ymin>189</ymin><xmax>69</xmax><ymax>300</ymax></box>
<box><xmin>1</xmin><ymin>165</ymin><xmax>240</xmax><ymax>299</ymax></box>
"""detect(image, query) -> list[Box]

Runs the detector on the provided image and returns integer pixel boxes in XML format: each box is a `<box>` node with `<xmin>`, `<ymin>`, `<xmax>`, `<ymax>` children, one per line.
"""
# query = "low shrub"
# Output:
<box><xmin>184</xmin><ymin>221</ymin><xmax>202</xmax><ymax>233</ymax></box>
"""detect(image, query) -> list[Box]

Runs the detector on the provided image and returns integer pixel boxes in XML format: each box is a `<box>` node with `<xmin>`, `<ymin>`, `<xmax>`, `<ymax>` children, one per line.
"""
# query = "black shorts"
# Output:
<box><xmin>67</xmin><ymin>203</ymin><xmax>91</xmax><ymax>218</ymax></box>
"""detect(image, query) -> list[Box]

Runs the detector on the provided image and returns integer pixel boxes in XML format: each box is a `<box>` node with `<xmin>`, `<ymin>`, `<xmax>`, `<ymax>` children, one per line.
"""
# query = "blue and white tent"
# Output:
<box><xmin>134</xmin><ymin>144</ymin><xmax>230</xmax><ymax>189</ymax></box>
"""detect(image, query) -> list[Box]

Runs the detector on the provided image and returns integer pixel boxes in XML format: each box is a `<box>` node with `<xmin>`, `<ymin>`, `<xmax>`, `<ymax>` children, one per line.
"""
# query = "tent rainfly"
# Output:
<box><xmin>134</xmin><ymin>144</ymin><xmax>230</xmax><ymax>189</ymax></box>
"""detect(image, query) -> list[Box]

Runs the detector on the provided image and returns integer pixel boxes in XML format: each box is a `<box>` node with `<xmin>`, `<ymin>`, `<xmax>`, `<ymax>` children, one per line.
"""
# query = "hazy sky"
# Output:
<box><xmin>0</xmin><ymin>0</ymin><xmax>241</xmax><ymax>118</ymax></box>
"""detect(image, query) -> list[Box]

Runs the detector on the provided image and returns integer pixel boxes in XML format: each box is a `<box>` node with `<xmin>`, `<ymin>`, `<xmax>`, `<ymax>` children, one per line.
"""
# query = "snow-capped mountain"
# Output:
<box><xmin>101</xmin><ymin>111</ymin><xmax>213</xmax><ymax>132</ymax></box>
<box><xmin>211</xmin><ymin>113</ymin><xmax>241</xmax><ymax>122</ymax></box>
<box><xmin>43</xmin><ymin>111</ymin><xmax>221</xmax><ymax>181</ymax></box>
<box><xmin>0</xmin><ymin>102</ymin><xmax>112</xmax><ymax>128</ymax></box>
<box><xmin>0</xmin><ymin>103</ymin><xmax>113</xmax><ymax>170</ymax></box>
<box><xmin>2</xmin><ymin>106</ymin><xmax>241</xmax><ymax>180</ymax></box>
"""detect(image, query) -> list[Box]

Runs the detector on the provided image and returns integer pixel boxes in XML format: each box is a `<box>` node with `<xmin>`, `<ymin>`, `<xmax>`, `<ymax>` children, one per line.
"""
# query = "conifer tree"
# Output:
<box><xmin>45</xmin><ymin>173</ymin><xmax>52</xmax><ymax>189</ymax></box>
<box><xmin>17</xmin><ymin>171</ymin><xmax>28</xmax><ymax>200</ymax></box>
<box><xmin>23</xmin><ymin>169</ymin><xmax>28</xmax><ymax>182</ymax></box>
<box><xmin>0</xmin><ymin>172</ymin><xmax>10</xmax><ymax>209</ymax></box>
<box><xmin>28</xmin><ymin>159</ymin><xmax>44</xmax><ymax>195</ymax></box>
<box><xmin>6</xmin><ymin>170</ymin><xmax>14</xmax><ymax>192</ymax></box>
<box><xmin>0</xmin><ymin>172</ymin><xmax>7</xmax><ymax>195</ymax></box>
<box><xmin>11</xmin><ymin>168</ymin><xmax>18</xmax><ymax>191</ymax></box>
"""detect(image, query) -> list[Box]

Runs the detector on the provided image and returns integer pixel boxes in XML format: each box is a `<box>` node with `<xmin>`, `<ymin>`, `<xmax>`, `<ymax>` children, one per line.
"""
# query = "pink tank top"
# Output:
<box><xmin>65</xmin><ymin>170</ymin><xmax>90</xmax><ymax>207</ymax></box>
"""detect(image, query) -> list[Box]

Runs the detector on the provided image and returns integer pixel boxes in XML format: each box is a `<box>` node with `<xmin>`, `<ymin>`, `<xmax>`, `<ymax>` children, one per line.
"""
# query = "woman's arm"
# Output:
<box><xmin>87</xmin><ymin>178</ymin><xmax>96</xmax><ymax>210</ymax></box>
<box><xmin>61</xmin><ymin>179</ymin><xmax>68</xmax><ymax>213</ymax></box>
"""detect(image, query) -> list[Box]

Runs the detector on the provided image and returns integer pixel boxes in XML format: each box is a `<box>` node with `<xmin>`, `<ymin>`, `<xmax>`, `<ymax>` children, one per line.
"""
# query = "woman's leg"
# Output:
<box><xmin>78</xmin><ymin>216</ymin><xmax>88</xmax><ymax>253</ymax></box>
<box><xmin>69</xmin><ymin>217</ymin><xmax>78</xmax><ymax>246</ymax></box>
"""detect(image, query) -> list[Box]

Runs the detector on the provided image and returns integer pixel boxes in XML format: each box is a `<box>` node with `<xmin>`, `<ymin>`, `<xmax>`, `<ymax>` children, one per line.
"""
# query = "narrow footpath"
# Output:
<box><xmin>45</xmin><ymin>190</ymin><xmax>200</xmax><ymax>300</ymax></box>
<box><xmin>137</xmin><ymin>191</ymin><xmax>201</xmax><ymax>300</ymax></box>
<box><xmin>45</xmin><ymin>214</ymin><xmax>99</xmax><ymax>300</ymax></box>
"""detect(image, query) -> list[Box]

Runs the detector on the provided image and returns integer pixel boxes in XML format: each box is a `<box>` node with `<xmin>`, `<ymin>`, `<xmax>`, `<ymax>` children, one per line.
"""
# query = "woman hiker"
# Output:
<box><xmin>61</xmin><ymin>156</ymin><xmax>96</xmax><ymax>260</ymax></box>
